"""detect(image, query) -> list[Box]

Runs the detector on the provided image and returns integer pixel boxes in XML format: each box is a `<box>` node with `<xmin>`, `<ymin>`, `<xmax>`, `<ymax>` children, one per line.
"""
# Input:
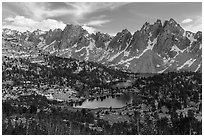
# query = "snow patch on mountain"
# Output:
<box><xmin>199</xmin><ymin>44</ymin><xmax>202</xmax><ymax>50</ymax></box>
<box><xmin>170</xmin><ymin>45</ymin><xmax>185</xmax><ymax>53</ymax></box>
<box><xmin>84</xmin><ymin>40</ymin><xmax>96</xmax><ymax>61</ymax></box>
<box><xmin>37</xmin><ymin>41</ymin><xmax>45</xmax><ymax>49</ymax></box>
<box><xmin>108</xmin><ymin>51</ymin><xmax>123</xmax><ymax>62</ymax></box>
<box><xmin>194</xmin><ymin>64</ymin><xmax>201</xmax><ymax>72</ymax></box>
<box><xmin>186</xmin><ymin>33</ymin><xmax>196</xmax><ymax>44</ymax></box>
<box><xmin>124</xmin><ymin>50</ymin><xmax>130</xmax><ymax>57</ymax></box>
<box><xmin>72</xmin><ymin>43</ymin><xmax>78</xmax><ymax>48</ymax></box>
<box><xmin>75</xmin><ymin>47</ymin><xmax>85</xmax><ymax>52</ymax></box>
<box><xmin>124</xmin><ymin>62</ymin><xmax>131</xmax><ymax>68</ymax></box>
<box><xmin>43</xmin><ymin>40</ymin><xmax>56</xmax><ymax>50</ymax></box>
<box><xmin>163</xmin><ymin>57</ymin><xmax>171</xmax><ymax>64</ymax></box>
<box><xmin>117</xmin><ymin>55</ymin><xmax>137</xmax><ymax>65</ymax></box>
<box><xmin>147</xmin><ymin>37</ymin><xmax>157</xmax><ymax>50</ymax></box>
<box><xmin>135</xmin><ymin>48</ymin><xmax>150</xmax><ymax>59</ymax></box>
<box><xmin>177</xmin><ymin>58</ymin><xmax>197</xmax><ymax>70</ymax></box>
<box><xmin>157</xmin><ymin>66</ymin><xmax>169</xmax><ymax>73</ymax></box>
<box><xmin>87</xmin><ymin>40</ymin><xmax>95</xmax><ymax>50</ymax></box>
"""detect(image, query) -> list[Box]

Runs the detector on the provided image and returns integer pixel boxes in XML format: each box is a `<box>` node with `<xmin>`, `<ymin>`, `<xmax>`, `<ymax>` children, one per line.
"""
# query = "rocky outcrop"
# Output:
<box><xmin>60</xmin><ymin>24</ymin><xmax>89</xmax><ymax>49</ymax></box>
<box><xmin>108</xmin><ymin>29</ymin><xmax>132</xmax><ymax>51</ymax></box>
<box><xmin>90</xmin><ymin>32</ymin><xmax>111</xmax><ymax>49</ymax></box>
<box><xmin>45</xmin><ymin>29</ymin><xmax>62</xmax><ymax>45</ymax></box>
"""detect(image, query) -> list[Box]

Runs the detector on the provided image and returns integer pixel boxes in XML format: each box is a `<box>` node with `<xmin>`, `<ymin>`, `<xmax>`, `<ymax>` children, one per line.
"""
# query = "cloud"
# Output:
<box><xmin>108</xmin><ymin>32</ymin><xmax>117</xmax><ymax>37</ymax></box>
<box><xmin>81</xmin><ymin>18</ymin><xmax>111</xmax><ymax>34</ymax></box>
<box><xmin>65</xmin><ymin>2</ymin><xmax>129</xmax><ymax>17</ymax></box>
<box><xmin>19</xmin><ymin>3</ymin><xmax>72</xmax><ymax>20</ymax></box>
<box><xmin>3</xmin><ymin>16</ymin><xmax>66</xmax><ymax>32</ymax></box>
<box><xmin>58</xmin><ymin>2</ymin><xmax>128</xmax><ymax>22</ymax></box>
<box><xmin>86</xmin><ymin>19</ymin><xmax>111</xmax><ymax>26</ymax></box>
<box><xmin>181</xmin><ymin>16</ymin><xmax>201</xmax><ymax>33</ymax></box>
<box><xmin>2</xmin><ymin>2</ymin><xmax>129</xmax><ymax>35</ymax></box>
<box><xmin>3</xmin><ymin>15</ymin><xmax>111</xmax><ymax>34</ymax></box>
<box><xmin>181</xmin><ymin>18</ymin><xmax>193</xmax><ymax>24</ymax></box>
<box><xmin>3</xmin><ymin>15</ymin><xmax>107</xmax><ymax>34</ymax></box>
<box><xmin>82</xmin><ymin>25</ymin><xmax>97</xmax><ymax>34</ymax></box>
<box><xmin>5</xmin><ymin>2</ymin><xmax>128</xmax><ymax>22</ymax></box>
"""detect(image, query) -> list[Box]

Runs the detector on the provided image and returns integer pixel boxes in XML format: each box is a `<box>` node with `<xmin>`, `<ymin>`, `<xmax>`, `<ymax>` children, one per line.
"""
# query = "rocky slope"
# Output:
<box><xmin>2</xmin><ymin>18</ymin><xmax>202</xmax><ymax>73</ymax></box>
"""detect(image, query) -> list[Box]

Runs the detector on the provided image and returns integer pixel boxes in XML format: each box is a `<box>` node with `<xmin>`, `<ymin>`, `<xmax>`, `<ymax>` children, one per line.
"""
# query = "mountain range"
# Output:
<box><xmin>2</xmin><ymin>18</ymin><xmax>202</xmax><ymax>73</ymax></box>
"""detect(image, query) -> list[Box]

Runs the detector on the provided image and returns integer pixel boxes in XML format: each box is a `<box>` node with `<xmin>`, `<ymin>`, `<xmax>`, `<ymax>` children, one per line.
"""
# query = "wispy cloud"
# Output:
<box><xmin>181</xmin><ymin>18</ymin><xmax>193</xmax><ymax>24</ymax></box>
<box><xmin>81</xmin><ymin>19</ymin><xmax>111</xmax><ymax>34</ymax></box>
<box><xmin>62</xmin><ymin>2</ymin><xmax>129</xmax><ymax>22</ymax></box>
<box><xmin>3</xmin><ymin>15</ymin><xmax>109</xmax><ymax>34</ymax></box>
<box><xmin>82</xmin><ymin>25</ymin><xmax>97</xmax><ymax>34</ymax></box>
<box><xmin>19</xmin><ymin>3</ymin><xmax>73</xmax><ymax>20</ymax></box>
<box><xmin>181</xmin><ymin>16</ymin><xmax>201</xmax><ymax>33</ymax></box>
<box><xmin>85</xmin><ymin>19</ymin><xmax>111</xmax><ymax>26</ymax></box>
<box><xmin>3</xmin><ymin>2</ymin><xmax>129</xmax><ymax>33</ymax></box>
<box><xmin>3</xmin><ymin>16</ymin><xmax>66</xmax><ymax>32</ymax></box>
<box><xmin>15</xmin><ymin>2</ymin><xmax>128</xmax><ymax>22</ymax></box>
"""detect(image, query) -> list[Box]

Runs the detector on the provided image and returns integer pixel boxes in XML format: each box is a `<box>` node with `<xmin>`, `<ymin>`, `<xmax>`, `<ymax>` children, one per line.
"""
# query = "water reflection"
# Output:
<box><xmin>75</xmin><ymin>92</ymin><xmax>134</xmax><ymax>109</ymax></box>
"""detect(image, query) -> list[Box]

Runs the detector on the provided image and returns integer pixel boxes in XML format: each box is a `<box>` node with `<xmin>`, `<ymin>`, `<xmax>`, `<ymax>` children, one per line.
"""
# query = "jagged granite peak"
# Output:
<box><xmin>127</xmin><ymin>20</ymin><xmax>161</xmax><ymax>54</ymax></box>
<box><xmin>45</xmin><ymin>28</ymin><xmax>62</xmax><ymax>45</ymax></box>
<box><xmin>163</xmin><ymin>18</ymin><xmax>185</xmax><ymax>36</ymax></box>
<box><xmin>188</xmin><ymin>31</ymin><xmax>202</xmax><ymax>57</ymax></box>
<box><xmin>150</xmin><ymin>19</ymin><xmax>163</xmax><ymax>37</ymax></box>
<box><xmin>60</xmin><ymin>24</ymin><xmax>89</xmax><ymax>49</ymax></box>
<box><xmin>152</xmin><ymin>18</ymin><xmax>191</xmax><ymax>58</ymax></box>
<box><xmin>108</xmin><ymin>28</ymin><xmax>132</xmax><ymax>51</ymax></box>
<box><xmin>195</xmin><ymin>31</ymin><xmax>202</xmax><ymax>41</ymax></box>
<box><xmin>128</xmin><ymin>30</ymin><xmax>146</xmax><ymax>54</ymax></box>
<box><xmin>141</xmin><ymin>22</ymin><xmax>150</xmax><ymax>31</ymax></box>
<box><xmin>2</xmin><ymin>18</ymin><xmax>202</xmax><ymax>73</ymax></box>
<box><xmin>90</xmin><ymin>32</ymin><xmax>111</xmax><ymax>49</ymax></box>
<box><xmin>186</xmin><ymin>31</ymin><xmax>194</xmax><ymax>37</ymax></box>
<box><xmin>27</xmin><ymin>29</ymin><xmax>46</xmax><ymax>46</ymax></box>
<box><xmin>169</xmin><ymin>18</ymin><xmax>177</xmax><ymax>24</ymax></box>
<box><xmin>121</xmin><ymin>28</ymin><xmax>131</xmax><ymax>34</ymax></box>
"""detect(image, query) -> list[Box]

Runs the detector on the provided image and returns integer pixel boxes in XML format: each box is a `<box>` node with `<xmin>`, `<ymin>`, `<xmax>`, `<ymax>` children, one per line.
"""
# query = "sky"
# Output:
<box><xmin>2</xmin><ymin>2</ymin><xmax>202</xmax><ymax>35</ymax></box>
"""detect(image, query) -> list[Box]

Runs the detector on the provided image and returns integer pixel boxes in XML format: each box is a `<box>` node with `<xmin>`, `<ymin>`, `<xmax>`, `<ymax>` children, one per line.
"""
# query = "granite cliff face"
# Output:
<box><xmin>2</xmin><ymin>18</ymin><xmax>202</xmax><ymax>73</ymax></box>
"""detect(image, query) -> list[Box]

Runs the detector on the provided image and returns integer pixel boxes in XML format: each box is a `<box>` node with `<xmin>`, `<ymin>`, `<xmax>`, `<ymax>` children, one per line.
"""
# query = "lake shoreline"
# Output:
<box><xmin>73</xmin><ymin>91</ymin><xmax>135</xmax><ymax>109</ymax></box>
